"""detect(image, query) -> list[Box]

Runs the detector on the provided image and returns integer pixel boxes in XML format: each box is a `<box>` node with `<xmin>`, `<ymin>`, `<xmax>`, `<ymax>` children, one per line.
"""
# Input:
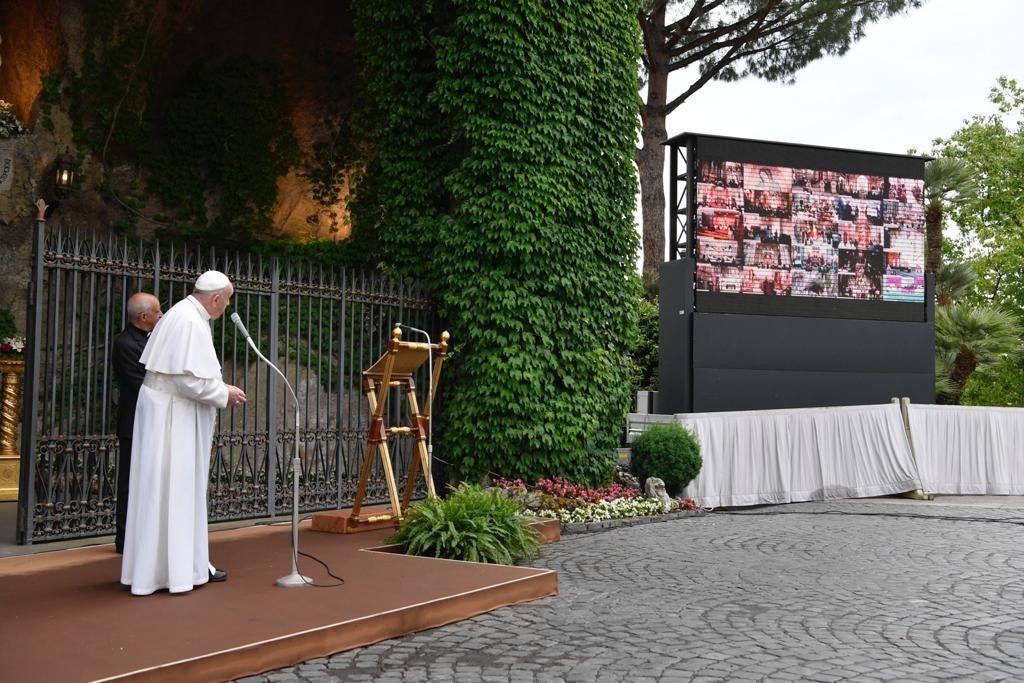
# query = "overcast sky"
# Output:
<box><xmin>661</xmin><ymin>0</ymin><xmax>1023</xmax><ymax>155</ymax></box>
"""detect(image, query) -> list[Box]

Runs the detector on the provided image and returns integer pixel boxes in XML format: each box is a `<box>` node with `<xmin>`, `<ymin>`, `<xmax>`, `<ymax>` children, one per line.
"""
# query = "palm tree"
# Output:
<box><xmin>934</xmin><ymin>304</ymin><xmax>1021</xmax><ymax>404</ymax></box>
<box><xmin>934</xmin><ymin>260</ymin><xmax>976</xmax><ymax>307</ymax></box>
<box><xmin>924</xmin><ymin>157</ymin><xmax>978</xmax><ymax>274</ymax></box>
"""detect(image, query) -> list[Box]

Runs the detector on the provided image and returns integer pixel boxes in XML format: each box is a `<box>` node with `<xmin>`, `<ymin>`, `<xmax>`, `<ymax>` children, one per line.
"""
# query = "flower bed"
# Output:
<box><xmin>560</xmin><ymin>509</ymin><xmax>704</xmax><ymax>536</ymax></box>
<box><xmin>492</xmin><ymin>476</ymin><xmax>703</xmax><ymax>528</ymax></box>
<box><xmin>536</xmin><ymin>497</ymin><xmax>666</xmax><ymax>524</ymax></box>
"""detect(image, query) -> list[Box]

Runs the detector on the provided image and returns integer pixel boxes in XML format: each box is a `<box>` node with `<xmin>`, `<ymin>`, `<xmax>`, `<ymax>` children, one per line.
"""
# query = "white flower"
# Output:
<box><xmin>540</xmin><ymin>496</ymin><xmax>669</xmax><ymax>524</ymax></box>
<box><xmin>1</xmin><ymin>336</ymin><xmax>26</xmax><ymax>353</ymax></box>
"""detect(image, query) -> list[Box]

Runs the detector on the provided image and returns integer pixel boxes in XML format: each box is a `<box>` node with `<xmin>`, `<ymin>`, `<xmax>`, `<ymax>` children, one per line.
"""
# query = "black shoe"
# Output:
<box><xmin>209</xmin><ymin>568</ymin><xmax>228</xmax><ymax>583</ymax></box>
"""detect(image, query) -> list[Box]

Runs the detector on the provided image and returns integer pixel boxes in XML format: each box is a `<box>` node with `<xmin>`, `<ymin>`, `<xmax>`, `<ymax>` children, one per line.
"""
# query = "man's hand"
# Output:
<box><xmin>226</xmin><ymin>385</ymin><xmax>247</xmax><ymax>407</ymax></box>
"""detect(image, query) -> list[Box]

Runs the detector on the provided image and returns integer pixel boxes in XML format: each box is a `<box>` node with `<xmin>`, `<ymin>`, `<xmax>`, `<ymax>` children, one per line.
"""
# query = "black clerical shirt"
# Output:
<box><xmin>112</xmin><ymin>323</ymin><xmax>149</xmax><ymax>439</ymax></box>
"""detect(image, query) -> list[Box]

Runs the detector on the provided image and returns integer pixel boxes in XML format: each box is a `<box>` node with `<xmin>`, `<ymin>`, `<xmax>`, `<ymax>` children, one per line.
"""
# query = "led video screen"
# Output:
<box><xmin>694</xmin><ymin>160</ymin><xmax>926</xmax><ymax>306</ymax></box>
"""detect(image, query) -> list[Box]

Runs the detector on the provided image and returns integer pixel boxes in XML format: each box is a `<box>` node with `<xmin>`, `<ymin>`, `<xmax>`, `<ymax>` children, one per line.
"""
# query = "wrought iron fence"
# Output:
<box><xmin>16</xmin><ymin>220</ymin><xmax>436</xmax><ymax>543</ymax></box>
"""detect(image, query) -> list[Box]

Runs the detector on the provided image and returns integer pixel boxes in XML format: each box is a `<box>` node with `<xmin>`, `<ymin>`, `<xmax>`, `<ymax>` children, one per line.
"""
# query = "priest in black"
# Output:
<box><xmin>111</xmin><ymin>293</ymin><xmax>163</xmax><ymax>553</ymax></box>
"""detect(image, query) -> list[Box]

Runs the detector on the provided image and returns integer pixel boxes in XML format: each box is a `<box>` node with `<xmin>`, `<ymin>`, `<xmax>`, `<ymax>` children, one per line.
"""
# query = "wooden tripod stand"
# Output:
<box><xmin>345</xmin><ymin>327</ymin><xmax>449</xmax><ymax>532</ymax></box>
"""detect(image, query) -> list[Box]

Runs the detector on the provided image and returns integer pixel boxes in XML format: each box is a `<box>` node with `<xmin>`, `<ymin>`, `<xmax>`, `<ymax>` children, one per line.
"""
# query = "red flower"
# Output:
<box><xmin>0</xmin><ymin>343</ymin><xmax>11</xmax><ymax>353</ymax></box>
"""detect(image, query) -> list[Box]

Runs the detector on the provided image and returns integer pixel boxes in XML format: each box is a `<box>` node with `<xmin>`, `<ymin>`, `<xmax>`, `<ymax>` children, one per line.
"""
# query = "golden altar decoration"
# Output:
<box><xmin>0</xmin><ymin>357</ymin><xmax>25</xmax><ymax>501</ymax></box>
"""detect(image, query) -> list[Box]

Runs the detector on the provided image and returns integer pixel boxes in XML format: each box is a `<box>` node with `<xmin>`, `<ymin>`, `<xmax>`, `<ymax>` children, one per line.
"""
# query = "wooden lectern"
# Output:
<box><xmin>344</xmin><ymin>327</ymin><xmax>449</xmax><ymax>532</ymax></box>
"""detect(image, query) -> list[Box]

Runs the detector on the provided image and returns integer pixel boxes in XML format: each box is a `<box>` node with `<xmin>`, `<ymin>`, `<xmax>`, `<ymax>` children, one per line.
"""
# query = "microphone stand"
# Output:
<box><xmin>231</xmin><ymin>313</ymin><xmax>310</xmax><ymax>588</ymax></box>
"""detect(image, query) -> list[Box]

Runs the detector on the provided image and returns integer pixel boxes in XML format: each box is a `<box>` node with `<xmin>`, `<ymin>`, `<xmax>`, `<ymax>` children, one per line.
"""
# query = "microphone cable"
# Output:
<box><xmin>248</xmin><ymin>517</ymin><xmax>346</xmax><ymax>588</ymax></box>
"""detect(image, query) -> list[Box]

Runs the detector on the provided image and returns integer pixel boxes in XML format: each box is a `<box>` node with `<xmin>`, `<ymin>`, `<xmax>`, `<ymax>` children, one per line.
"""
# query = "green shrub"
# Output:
<box><xmin>387</xmin><ymin>483</ymin><xmax>541</xmax><ymax>565</ymax></box>
<box><xmin>630</xmin><ymin>424</ymin><xmax>702</xmax><ymax>497</ymax></box>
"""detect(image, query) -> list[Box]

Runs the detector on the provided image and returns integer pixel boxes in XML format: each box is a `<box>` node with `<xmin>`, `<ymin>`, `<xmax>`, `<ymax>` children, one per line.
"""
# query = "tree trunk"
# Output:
<box><xmin>925</xmin><ymin>202</ymin><xmax>943</xmax><ymax>274</ymax></box>
<box><xmin>637</xmin><ymin>5</ymin><xmax>669</xmax><ymax>282</ymax></box>
<box><xmin>947</xmin><ymin>349</ymin><xmax>979</xmax><ymax>404</ymax></box>
<box><xmin>638</xmin><ymin>120</ymin><xmax>667</xmax><ymax>281</ymax></box>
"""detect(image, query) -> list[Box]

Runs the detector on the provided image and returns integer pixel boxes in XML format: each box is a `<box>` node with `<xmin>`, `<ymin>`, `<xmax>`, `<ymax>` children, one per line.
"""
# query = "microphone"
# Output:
<box><xmin>230</xmin><ymin>312</ymin><xmax>310</xmax><ymax>588</ymax></box>
<box><xmin>230</xmin><ymin>312</ymin><xmax>252</xmax><ymax>341</ymax></box>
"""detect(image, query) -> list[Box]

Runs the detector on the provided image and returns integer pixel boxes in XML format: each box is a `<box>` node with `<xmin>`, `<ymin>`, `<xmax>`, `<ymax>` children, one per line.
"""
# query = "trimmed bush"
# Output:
<box><xmin>387</xmin><ymin>484</ymin><xmax>541</xmax><ymax>565</ymax></box>
<box><xmin>630</xmin><ymin>424</ymin><xmax>702</xmax><ymax>497</ymax></box>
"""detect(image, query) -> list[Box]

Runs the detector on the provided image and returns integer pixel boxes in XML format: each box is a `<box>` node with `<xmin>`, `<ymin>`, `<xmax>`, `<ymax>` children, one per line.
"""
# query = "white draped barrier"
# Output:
<box><xmin>628</xmin><ymin>403</ymin><xmax>922</xmax><ymax>508</ymax></box>
<box><xmin>907</xmin><ymin>404</ymin><xmax>1024</xmax><ymax>495</ymax></box>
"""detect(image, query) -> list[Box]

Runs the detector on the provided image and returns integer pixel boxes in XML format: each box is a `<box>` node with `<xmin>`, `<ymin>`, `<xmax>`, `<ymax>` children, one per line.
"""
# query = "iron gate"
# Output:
<box><xmin>16</xmin><ymin>219</ymin><xmax>437</xmax><ymax>543</ymax></box>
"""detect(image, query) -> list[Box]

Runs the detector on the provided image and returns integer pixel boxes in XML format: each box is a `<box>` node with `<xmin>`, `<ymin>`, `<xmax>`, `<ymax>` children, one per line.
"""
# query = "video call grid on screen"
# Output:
<box><xmin>686</xmin><ymin>134</ymin><xmax>928</xmax><ymax>322</ymax></box>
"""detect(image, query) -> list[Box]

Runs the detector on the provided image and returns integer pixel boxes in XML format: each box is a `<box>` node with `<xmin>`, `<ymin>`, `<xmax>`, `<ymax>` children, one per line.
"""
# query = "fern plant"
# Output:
<box><xmin>387</xmin><ymin>484</ymin><xmax>541</xmax><ymax>565</ymax></box>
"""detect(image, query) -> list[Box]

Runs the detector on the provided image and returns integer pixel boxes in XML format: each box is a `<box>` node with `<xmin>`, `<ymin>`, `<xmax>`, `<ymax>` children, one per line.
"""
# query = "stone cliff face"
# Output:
<box><xmin>0</xmin><ymin>0</ymin><xmax>64</xmax><ymax>126</ymax></box>
<box><xmin>0</xmin><ymin>0</ymin><xmax>63</xmax><ymax>330</ymax></box>
<box><xmin>154</xmin><ymin>0</ymin><xmax>357</xmax><ymax>240</ymax></box>
<box><xmin>0</xmin><ymin>0</ymin><xmax>357</xmax><ymax>237</ymax></box>
<box><xmin>0</xmin><ymin>0</ymin><xmax>359</xmax><ymax>326</ymax></box>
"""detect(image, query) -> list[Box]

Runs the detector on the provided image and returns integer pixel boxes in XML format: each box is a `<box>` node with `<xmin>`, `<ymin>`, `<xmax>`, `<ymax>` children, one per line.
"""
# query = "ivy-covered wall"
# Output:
<box><xmin>355</xmin><ymin>1</ymin><xmax>642</xmax><ymax>485</ymax></box>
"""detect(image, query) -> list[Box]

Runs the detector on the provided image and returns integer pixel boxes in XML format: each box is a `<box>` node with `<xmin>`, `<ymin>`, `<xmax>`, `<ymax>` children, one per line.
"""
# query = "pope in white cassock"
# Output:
<box><xmin>121</xmin><ymin>271</ymin><xmax>247</xmax><ymax>596</ymax></box>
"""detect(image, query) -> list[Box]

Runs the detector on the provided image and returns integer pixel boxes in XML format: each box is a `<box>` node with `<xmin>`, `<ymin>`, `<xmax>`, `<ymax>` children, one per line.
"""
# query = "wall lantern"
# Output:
<box><xmin>53</xmin><ymin>148</ymin><xmax>76</xmax><ymax>198</ymax></box>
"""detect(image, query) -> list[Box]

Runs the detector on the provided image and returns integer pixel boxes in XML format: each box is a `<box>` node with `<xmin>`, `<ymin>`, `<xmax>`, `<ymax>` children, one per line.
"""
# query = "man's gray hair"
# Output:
<box><xmin>126</xmin><ymin>295</ymin><xmax>156</xmax><ymax>321</ymax></box>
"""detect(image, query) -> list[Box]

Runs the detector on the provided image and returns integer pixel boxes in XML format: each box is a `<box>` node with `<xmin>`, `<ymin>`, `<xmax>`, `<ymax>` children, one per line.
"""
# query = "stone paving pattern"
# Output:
<box><xmin>239</xmin><ymin>498</ymin><xmax>1024</xmax><ymax>682</ymax></box>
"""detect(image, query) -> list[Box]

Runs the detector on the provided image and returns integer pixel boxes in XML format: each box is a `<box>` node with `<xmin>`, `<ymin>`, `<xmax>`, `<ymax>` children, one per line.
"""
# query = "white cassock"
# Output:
<box><xmin>121</xmin><ymin>295</ymin><xmax>229</xmax><ymax>596</ymax></box>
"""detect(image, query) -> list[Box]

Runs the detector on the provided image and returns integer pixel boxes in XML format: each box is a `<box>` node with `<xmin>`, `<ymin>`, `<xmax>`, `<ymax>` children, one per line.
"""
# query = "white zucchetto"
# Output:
<box><xmin>194</xmin><ymin>270</ymin><xmax>231</xmax><ymax>292</ymax></box>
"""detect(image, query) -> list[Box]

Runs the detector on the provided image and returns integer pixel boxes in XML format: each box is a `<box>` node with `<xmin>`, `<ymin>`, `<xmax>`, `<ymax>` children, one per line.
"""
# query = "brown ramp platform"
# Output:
<box><xmin>0</xmin><ymin>521</ymin><xmax>557</xmax><ymax>682</ymax></box>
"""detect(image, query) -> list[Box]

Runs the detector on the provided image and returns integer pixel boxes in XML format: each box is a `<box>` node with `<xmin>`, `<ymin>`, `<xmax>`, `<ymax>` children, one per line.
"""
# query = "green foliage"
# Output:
<box><xmin>924</xmin><ymin>157</ymin><xmax>978</xmax><ymax>274</ymax></box>
<box><xmin>935</xmin><ymin>77</ymin><xmax>1024</xmax><ymax>314</ymax></box>
<box><xmin>932</xmin><ymin>77</ymin><xmax>1024</xmax><ymax>403</ymax></box>
<box><xmin>933</xmin><ymin>260</ymin><xmax>1021</xmax><ymax>404</ymax></box>
<box><xmin>61</xmin><ymin>0</ymin><xmax>299</xmax><ymax>243</ymax></box>
<box><xmin>387</xmin><ymin>484</ymin><xmax>541</xmax><ymax>564</ymax></box>
<box><xmin>630</xmin><ymin>424</ymin><xmax>702</xmax><ymax>497</ymax></box>
<box><xmin>354</xmin><ymin>2</ymin><xmax>641</xmax><ymax>484</ymax></box>
<box><xmin>962</xmin><ymin>351</ymin><xmax>1024</xmax><ymax>407</ymax></box>
<box><xmin>628</xmin><ymin>295</ymin><xmax>659</xmax><ymax>391</ymax></box>
<box><xmin>935</xmin><ymin>260</ymin><xmax>977</xmax><ymax>306</ymax></box>
<box><xmin>935</xmin><ymin>304</ymin><xmax>1021</xmax><ymax>404</ymax></box>
<box><xmin>37</xmin><ymin>72</ymin><xmax>62</xmax><ymax>132</ymax></box>
<box><xmin>66</xmin><ymin>0</ymin><xmax>162</xmax><ymax>158</ymax></box>
<box><xmin>149</xmin><ymin>57</ymin><xmax>299</xmax><ymax>242</ymax></box>
<box><xmin>0</xmin><ymin>308</ymin><xmax>17</xmax><ymax>339</ymax></box>
<box><xmin>298</xmin><ymin>114</ymin><xmax>360</xmax><ymax>240</ymax></box>
<box><xmin>563</xmin><ymin>450</ymin><xmax>619</xmax><ymax>489</ymax></box>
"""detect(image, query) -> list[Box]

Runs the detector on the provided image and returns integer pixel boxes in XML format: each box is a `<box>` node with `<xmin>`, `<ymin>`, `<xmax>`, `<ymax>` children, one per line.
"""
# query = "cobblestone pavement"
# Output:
<box><xmin>240</xmin><ymin>498</ymin><xmax>1024</xmax><ymax>682</ymax></box>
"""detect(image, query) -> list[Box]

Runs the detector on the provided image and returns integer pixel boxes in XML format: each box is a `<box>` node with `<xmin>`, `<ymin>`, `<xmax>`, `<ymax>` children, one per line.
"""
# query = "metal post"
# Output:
<box><xmin>668</xmin><ymin>140</ymin><xmax>678</xmax><ymax>262</ymax></box>
<box><xmin>16</xmin><ymin>202</ymin><xmax>47</xmax><ymax>543</ymax></box>
<box><xmin>685</xmin><ymin>140</ymin><xmax>696</xmax><ymax>259</ymax></box>
<box><xmin>266</xmin><ymin>258</ymin><xmax>280</xmax><ymax>517</ymax></box>
<box><xmin>336</xmin><ymin>268</ymin><xmax>346</xmax><ymax>507</ymax></box>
